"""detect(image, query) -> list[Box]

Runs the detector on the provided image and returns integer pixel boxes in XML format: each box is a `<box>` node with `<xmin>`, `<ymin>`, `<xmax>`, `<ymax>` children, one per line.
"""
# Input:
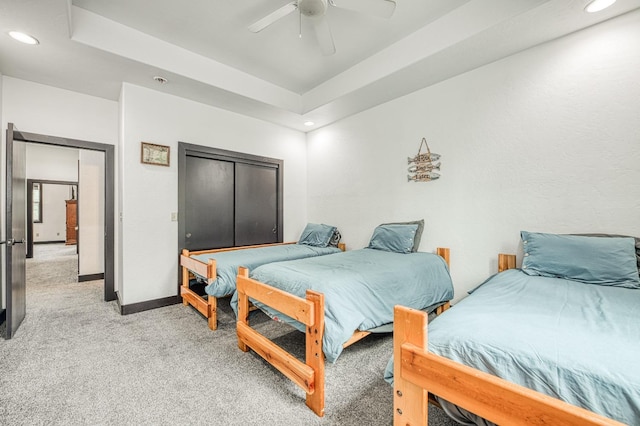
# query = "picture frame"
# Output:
<box><xmin>141</xmin><ymin>142</ymin><xmax>170</xmax><ymax>166</ymax></box>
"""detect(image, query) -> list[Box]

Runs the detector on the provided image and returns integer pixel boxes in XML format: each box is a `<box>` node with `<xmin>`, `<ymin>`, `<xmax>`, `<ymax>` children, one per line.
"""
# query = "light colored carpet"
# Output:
<box><xmin>0</xmin><ymin>244</ymin><xmax>459</xmax><ymax>425</ymax></box>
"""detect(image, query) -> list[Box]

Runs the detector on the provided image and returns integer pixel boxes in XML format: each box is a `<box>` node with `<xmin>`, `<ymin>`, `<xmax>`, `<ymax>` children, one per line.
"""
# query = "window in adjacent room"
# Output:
<box><xmin>33</xmin><ymin>182</ymin><xmax>42</xmax><ymax>223</ymax></box>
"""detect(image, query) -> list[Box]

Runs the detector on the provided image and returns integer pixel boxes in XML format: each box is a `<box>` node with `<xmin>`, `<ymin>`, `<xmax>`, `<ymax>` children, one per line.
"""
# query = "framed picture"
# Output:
<box><xmin>141</xmin><ymin>142</ymin><xmax>170</xmax><ymax>166</ymax></box>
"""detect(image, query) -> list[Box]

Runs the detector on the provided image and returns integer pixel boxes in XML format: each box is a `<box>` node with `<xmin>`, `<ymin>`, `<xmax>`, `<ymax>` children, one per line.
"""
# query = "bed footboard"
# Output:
<box><xmin>180</xmin><ymin>249</ymin><xmax>219</xmax><ymax>330</ymax></box>
<box><xmin>179</xmin><ymin>242</ymin><xmax>302</xmax><ymax>330</ymax></box>
<box><xmin>236</xmin><ymin>266</ymin><xmax>326</xmax><ymax>416</ymax></box>
<box><xmin>392</xmin><ymin>306</ymin><xmax>624</xmax><ymax>426</ymax></box>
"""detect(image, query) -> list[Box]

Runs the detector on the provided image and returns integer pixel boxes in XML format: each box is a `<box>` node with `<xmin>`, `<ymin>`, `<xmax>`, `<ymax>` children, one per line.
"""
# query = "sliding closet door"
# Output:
<box><xmin>235</xmin><ymin>163</ymin><xmax>278</xmax><ymax>246</ymax></box>
<box><xmin>178</xmin><ymin>142</ymin><xmax>283</xmax><ymax>256</ymax></box>
<box><xmin>184</xmin><ymin>155</ymin><xmax>234</xmax><ymax>250</ymax></box>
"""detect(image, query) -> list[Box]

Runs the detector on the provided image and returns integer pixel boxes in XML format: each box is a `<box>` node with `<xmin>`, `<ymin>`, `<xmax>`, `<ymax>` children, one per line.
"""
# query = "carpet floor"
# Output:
<box><xmin>0</xmin><ymin>244</ymin><xmax>459</xmax><ymax>425</ymax></box>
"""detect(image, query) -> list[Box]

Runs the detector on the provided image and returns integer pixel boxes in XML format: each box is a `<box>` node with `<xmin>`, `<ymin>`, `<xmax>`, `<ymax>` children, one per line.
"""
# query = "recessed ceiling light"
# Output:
<box><xmin>584</xmin><ymin>0</ymin><xmax>616</xmax><ymax>13</ymax></box>
<box><xmin>304</xmin><ymin>121</ymin><xmax>315</xmax><ymax>126</ymax></box>
<box><xmin>8</xmin><ymin>31</ymin><xmax>39</xmax><ymax>45</ymax></box>
<box><xmin>153</xmin><ymin>76</ymin><xmax>168</xmax><ymax>84</ymax></box>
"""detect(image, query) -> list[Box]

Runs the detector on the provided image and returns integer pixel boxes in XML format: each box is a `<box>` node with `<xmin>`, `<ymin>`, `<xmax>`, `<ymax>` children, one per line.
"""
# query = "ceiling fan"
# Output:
<box><xmin>248</xmin><ymin>0</ymin><xmax>397</xmax><ymax>56</ymax></box>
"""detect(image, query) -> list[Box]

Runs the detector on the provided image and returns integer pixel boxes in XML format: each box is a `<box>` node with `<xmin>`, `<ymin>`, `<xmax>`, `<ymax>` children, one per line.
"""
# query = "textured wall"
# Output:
<box><xmin>307</xmin><ymin>10</ymin><xmax>640</xmax><ymax>300</ymax></box>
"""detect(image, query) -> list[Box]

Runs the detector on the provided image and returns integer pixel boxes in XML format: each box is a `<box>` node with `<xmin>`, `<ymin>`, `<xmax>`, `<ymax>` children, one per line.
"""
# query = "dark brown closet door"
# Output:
<box><xmin>184</xmin><ymin>155</ymin><xmax>234</xmax><ymax>250</ymax></box>
<box><xmin>235</xmin><ymin>163</ymin><xmax>278</xmax><ymax>246</ymax></box>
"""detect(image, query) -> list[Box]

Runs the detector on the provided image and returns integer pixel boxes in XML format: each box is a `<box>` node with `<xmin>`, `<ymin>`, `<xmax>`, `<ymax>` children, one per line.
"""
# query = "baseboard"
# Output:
<box><xmin>34</xmin><ymin>240</ymin><xmax>66</xmax><ymax>244</ymax></box>
<box><xmin>78</xmin><ymin>273</ymin><xmax>104</xmax><ymax>282</ymax></box>
<box><xmin>119</xmin><ymin>295</ymin><xmax>181</xmax><ymax>315</ymax></box>
<box><xmin>0</xmin><ymin>309</ymin><xmax>5</xmax><ymax>325</ymax></box>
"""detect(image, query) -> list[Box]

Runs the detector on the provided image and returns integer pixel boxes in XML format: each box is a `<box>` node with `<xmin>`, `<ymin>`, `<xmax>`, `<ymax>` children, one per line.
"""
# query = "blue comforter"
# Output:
<box><xmin>386</xmin><ymin>269</ymin><xmax>640</xmax><ymax>425</ymax></box>
<box><xmin>192</xmin><ymin>244</ymin><xmax>341</xmax><ymax>297</ymax></box>
<box><xmin>232</xmin><ymin>248</ymin><xmax>453</xmax><ymax>363</ymax></box>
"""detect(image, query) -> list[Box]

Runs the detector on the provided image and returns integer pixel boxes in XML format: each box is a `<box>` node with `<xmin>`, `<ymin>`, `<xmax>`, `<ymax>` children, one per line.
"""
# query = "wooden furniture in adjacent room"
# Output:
<box><xmin>65</xmin><ymin>199</ymin><xmax>77</xmax><ymax>245</ymax></box>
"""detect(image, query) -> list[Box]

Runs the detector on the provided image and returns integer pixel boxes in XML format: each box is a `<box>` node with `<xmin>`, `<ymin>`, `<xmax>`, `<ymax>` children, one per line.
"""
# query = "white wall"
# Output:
<box><xmin>33</xmin><ymin>184</ymin><xmax>72</xmax><ymax>242</ymax></box>
<box><xmin>119</xmin><ymin>84</ymin><xmax>307</xmax><ymax>305</ymax></box>
<box><xmin>26</xmin><ymin>144</ymin><xmax>79</xmax><ymax>243</ymax></box>
<box><xmin>78</xmin><ymin>150</ymin><xmax>105</xmax><ymax>276</ymax></box>
<box><xmin>307</xmin><ymin>10</ymin><xmax>640</xmax><ymax>302</ymax></box>
<box><xmin>1</xmin><ymin>77</ymin><xmax>119</xmax><ymax>144</ymax></box>
<box><xmin>26</xmin><ymin>144</ymin><xmax>79</xmax><ymax>181</ymax></box>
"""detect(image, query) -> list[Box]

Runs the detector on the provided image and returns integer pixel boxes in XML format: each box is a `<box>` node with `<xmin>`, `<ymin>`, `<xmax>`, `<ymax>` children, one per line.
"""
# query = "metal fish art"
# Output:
<box><xmin>407</xmin><ymin>138</ymin><xmax>441</xmax><ymax>182</ymax></box>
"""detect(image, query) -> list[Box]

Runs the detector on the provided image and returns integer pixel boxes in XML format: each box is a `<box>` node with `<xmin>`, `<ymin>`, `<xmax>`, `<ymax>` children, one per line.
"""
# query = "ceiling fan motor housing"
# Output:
<box><xmin>298</xmin><ymin>0</ymin><xmax>328</xmax><ymax>17</ymax></box>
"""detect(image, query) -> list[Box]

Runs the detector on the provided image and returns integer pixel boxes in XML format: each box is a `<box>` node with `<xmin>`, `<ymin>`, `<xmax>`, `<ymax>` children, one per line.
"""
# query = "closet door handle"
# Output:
<box><xmin>272</xmin><ymin>227</ymin><xmax>277</xmax><ymax>234</ymax></box>
<box><xmin>186</xmin><ymin>233</ymin><xmax>192</xmax><ymax>238</ymax></box>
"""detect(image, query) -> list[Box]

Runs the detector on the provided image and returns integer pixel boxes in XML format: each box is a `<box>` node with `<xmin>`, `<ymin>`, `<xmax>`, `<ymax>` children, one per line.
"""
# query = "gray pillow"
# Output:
<box><xmin>298</xmin><ymin>223</ymin><xmax>337</xmax><ymax>248</ymax></box>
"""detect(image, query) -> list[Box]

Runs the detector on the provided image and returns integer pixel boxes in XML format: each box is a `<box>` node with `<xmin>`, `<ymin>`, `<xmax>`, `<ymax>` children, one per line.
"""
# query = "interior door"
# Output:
<box><xmin>184</xmin><ymin>155</ymin><xmax>234</xmax><ymax>250</ymax></box>
<box><xmin>4</xmin><ymin>124</ymin><xmax>27</xmax><ymax>339</ymax></box>
<box><xmin>235</xmin><ymin>163</ymin><xmax>278</xmax><ymax>246</ymax></box>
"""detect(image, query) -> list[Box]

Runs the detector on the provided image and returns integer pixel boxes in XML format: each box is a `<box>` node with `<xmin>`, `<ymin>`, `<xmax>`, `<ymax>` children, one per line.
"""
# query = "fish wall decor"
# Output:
<box><xmin>408</xmin><ymin>137</ymin><xmax>441</xmax><ymax>182</ymax></box>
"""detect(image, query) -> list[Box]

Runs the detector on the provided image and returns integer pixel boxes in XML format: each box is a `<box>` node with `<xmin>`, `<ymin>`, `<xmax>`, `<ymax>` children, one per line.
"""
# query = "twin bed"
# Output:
<box><xmin>389</xmin><ymin>232</ymin><xmax>640</xmax><ymax>425</ymax></box>
<box><xmin>233</xmin><ymin>220</ymin><xmax>454</xmax><ymax>417</ymax></box>
<box><xmin>179</xmin><ymin>223</ymin><xmax>343</xmax><ymax>329</ymax></box>
<box><xmin>180</xmin><ymin>219</ymin><xmax>454</xmax><ymax>416</ymax></box>
<box><xmin>235</xmin><ymin>245</ymin><xmax>453</xmax><ymax>416</ymax></box>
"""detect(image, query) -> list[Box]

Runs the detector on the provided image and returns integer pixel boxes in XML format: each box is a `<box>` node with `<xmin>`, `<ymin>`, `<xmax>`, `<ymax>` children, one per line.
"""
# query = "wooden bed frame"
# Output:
<box><xmin>392</xmin><ymin>253</ymin><xmax>625</xmax><ymax>426</ymax></box>
<box><xmin>236</xmin><ymin>247</ymin><xmax>452</xmax><ymax>417</ymax></box>
<box><xmin>180</xmin><ymin>242</ymin><xmax>345</xmax><ymax>330</ymax></box>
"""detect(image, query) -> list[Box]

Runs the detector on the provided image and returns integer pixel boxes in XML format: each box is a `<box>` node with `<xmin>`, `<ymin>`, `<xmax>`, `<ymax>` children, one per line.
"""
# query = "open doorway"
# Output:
<box><xmin>27</xmin><ymin>180</ymin><xmax>79</xmax><ymax>259</ymax></box>
<box><xmin>24</xmin><ymin>144</ymin><xmax>107</xmax><ymax>280</ymax></box>
<box><xmin>25</xmin><ymin>178</ymin><xmax>80</xmax><ymax>299</ymax></box>
<box><xmin>22</xmin><ymin>144</ymin><xmax>107</xmax><ymax>310</ymax></box>
<box><xmin>9</xmin><ymin>127</ymin><xmax>115</xmax><ymax>302</ymax></box>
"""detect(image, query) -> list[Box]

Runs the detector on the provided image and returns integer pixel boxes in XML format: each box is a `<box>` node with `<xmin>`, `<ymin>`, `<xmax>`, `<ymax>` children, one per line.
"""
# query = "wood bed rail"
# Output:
<box><xmin>181</xmin><ymin>249</ymin><xmax>216</xmax><ymax>280</ymax></box>
<box><xmin>392</xmin><ymin>305</ymin><xmax>625</xmax><ymax>426</ymax></box>
<box><xmin>179</xmin><ymin>241</ymin><xmax>339</xmax><ymax>331</ymax></box>
<box><xmin>236</xmin><ymin>266</ymin><xmax>326</xmax><ymax>417</ymax></box>
<box><xmin>436</xmin><ymin>247</ymin><xmax>450</xmax><ymax>267</ymax></box>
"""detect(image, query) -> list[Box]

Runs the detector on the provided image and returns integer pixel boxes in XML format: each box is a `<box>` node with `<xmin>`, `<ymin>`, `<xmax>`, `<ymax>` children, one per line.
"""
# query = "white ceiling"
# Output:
<box><xmin>1</xmin><ymin>0</ymin><xmax>639</xmax><ymax>132</ymax></box>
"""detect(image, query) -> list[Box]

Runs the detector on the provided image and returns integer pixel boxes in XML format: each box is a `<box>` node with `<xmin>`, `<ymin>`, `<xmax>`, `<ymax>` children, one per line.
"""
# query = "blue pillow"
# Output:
<box><xmin>367</xmin><ymin>224</ymin><xmax>419</xmax><ymax>254</ymax></box>
<box><xmin>380</xmin><ymin>219</ymin><xmax>424</xmax><ymax>252</ymax></box>
<box><xmin>521</xmin><ymin>231</ymin><xmax>640</xmax><ymax>289</ymax></box>
<box><xmin>298</xmin><ymin>223</ymin><xmax>337</xmax><ymax>247</ymax></box>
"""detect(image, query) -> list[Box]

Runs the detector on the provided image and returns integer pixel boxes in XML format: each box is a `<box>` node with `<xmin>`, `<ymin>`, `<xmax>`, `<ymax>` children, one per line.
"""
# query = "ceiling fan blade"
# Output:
<box><xmin>330</xmin><ymin>0</ymin><xmax>396</xmax><ymax>19</ymax></box>
<box><xmin>311</xmin><ymin>16</ymin><xmax>335</xmax><ymax>56</ymax></box>
<box><xmin>248</xmin><ymin>2</ymin><xmax>298</xmax><ymax>33</ymax></box>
